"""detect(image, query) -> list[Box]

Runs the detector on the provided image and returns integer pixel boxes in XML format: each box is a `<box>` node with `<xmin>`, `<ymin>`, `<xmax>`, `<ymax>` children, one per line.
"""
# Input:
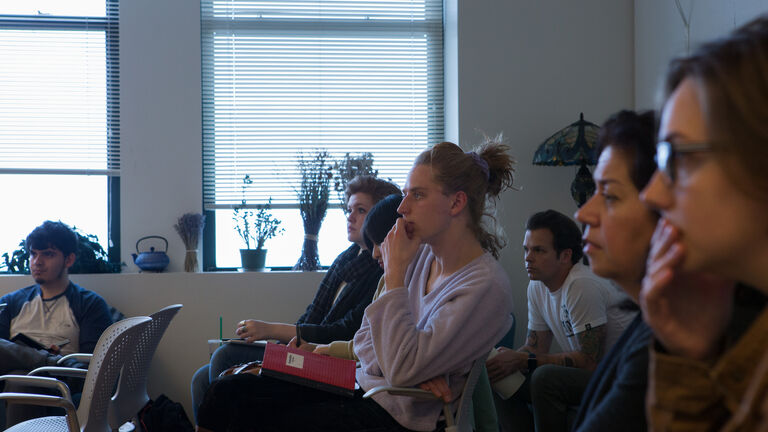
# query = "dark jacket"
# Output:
<box><xmin>296</xmin><ymin>244</ymin><xmax>382</xmax><ymax>344</ymax></box>
<box><xmin>572</xmin><ymin>314</ymin><xmax>653</xmax><ymax>432</ymax></box>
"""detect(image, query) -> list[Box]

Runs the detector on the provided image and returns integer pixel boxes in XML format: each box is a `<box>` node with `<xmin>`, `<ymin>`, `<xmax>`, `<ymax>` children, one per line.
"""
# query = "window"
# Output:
<box><xmin>0</xmin><ymin>0</ymin><xmax>120</xmax><ymax>266</ymax></box>
<box><xmin>201</xmin><ymin>0</ymin><xmax>444</xmax><ymax>269</ymax></box>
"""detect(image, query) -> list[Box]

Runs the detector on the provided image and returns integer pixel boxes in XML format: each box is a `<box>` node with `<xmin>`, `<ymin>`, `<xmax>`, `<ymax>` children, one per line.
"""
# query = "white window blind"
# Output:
<box><xmin>201</xmin><ymin>0</ymin><xmax>443</xmax><ymax>209</ymax></box>
<box><xmin>0</xmin><ymin>2</ymin><xmax>120</xmax><ymax>176</ymax></box>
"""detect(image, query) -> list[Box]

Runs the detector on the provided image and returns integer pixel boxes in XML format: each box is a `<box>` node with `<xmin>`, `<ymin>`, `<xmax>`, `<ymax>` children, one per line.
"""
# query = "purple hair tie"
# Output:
<box><xmin>467</xmin><ymin>151</ymin><xmax>490</xmax><ymax>181</ymax></box>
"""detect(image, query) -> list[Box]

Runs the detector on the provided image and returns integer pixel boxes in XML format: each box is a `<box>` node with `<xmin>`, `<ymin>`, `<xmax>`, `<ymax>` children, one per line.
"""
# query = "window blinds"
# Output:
<box><xmin>0</xmin><ymin>3</ymin><xmax>120</xmax><ymax>176</ymax></box>
<box><xmin>201</xmin><ymin>0</ymin><xmax>443</xmax><ymax>208</ymax></box>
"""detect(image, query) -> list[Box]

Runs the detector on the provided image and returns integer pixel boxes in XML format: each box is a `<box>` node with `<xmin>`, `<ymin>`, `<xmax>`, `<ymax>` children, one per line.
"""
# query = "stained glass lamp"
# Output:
<box><xmin>532</xmin><ymin>113</ymin><xmax>600</xmax><ymax>207</ymax></box>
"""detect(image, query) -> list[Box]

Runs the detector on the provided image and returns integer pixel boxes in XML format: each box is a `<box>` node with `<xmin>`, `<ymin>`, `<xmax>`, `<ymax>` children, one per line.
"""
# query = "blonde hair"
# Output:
<box><xmin>414</xmin><ymin>136</ymin><xmax>516</xmax><ymax>258</ymax></box>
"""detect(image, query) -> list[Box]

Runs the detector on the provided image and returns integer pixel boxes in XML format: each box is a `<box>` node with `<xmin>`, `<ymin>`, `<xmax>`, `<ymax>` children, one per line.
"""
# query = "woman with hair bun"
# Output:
<box><xmin>355</xmin><ymin>139</ymin><xmax>516</xmax><ymax>431</ymax></box>
<box><xmin>197</xmin><ymin>140</ymin><xmax>516</xmax><ymax>432</ymax></box>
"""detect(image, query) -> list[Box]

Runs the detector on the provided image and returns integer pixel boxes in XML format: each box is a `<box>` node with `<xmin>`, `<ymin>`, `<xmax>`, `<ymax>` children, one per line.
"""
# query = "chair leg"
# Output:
<box><xmin>443</xmin><ymin>404</ymin><xmax>454</xmax><ymax>426</ymax></box>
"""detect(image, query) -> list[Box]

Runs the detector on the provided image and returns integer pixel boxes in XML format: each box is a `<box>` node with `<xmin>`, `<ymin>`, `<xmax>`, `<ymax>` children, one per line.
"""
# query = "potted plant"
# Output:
<box><xmin>233</xmin><ymin>175</ymin><xmax>284</xmax><ymax>271</ymax></box>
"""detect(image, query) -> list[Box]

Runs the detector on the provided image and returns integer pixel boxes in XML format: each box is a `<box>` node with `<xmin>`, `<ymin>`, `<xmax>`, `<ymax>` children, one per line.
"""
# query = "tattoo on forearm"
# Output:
<box><xmin>576</xmin><ymin>325</ymin><xmax>607</xmax><ymax>366</ymax></box>
<box><xmin>525</xmin><ymin>330</ymin><xmax>539</xmax><ymax>349</ymax></box>
<box><xmin>564</xmin><ymin>356</ymin><xmax>574</xmax><ymax>367</ymax></box>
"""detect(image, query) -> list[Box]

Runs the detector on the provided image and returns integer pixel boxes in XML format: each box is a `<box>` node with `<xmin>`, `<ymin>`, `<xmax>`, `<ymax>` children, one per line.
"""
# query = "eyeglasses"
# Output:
<box><xmin>655</xmin><ymin>141</ymin><xmax>712</xmax><ymax>183</ymax></box>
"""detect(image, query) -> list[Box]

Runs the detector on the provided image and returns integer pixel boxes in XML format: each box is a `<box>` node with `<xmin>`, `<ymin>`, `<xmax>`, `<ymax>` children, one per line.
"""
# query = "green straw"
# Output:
<box><xmin>219</xmin><ymin>316</ymin><xmax>223</xmax><ymax>340</ymax></box>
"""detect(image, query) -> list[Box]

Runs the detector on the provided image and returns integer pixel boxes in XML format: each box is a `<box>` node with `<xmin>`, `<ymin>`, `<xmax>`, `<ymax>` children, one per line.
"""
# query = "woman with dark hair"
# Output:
<box><xmin>640</xmin><ymin>15</ymin><xmax>768</xmax><ymax>430</ymax></box>
<box><xmin>197</xmin><ymin>140</ymin><xmax>516</xmax><ymax>432</ymax></box>
<box><xmin>572</xmin><ymin>109</ymin><xmax>657</xmax><ymax>431</ymax></box>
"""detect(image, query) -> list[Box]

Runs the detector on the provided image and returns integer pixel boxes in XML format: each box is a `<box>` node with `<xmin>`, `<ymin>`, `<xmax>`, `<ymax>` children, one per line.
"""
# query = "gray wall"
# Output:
<box><xmin>634</xmin><ymin>0</ymin><xmax>768</xmax><ymax>110</ymax></box>
<box><xmin>448</xmin><ymin>0</ymin><xmax>634</xmax><ymax>348</ymax></box>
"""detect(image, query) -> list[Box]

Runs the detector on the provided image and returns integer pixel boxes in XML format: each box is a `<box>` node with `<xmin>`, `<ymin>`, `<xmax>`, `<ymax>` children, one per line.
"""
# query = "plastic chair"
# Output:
<box><xmin>363</xmin><ymin>352</ymin><xmax>488</xmax><ymax>432</ymax></box>
<box><xmin>107</xmin><ymin>304</ymin><xmax>182</xmax><ymax>429</ymax></box>
<box><xmin>0</xmin><ymin>316</ymin><xmax>152</xmax><ymax>432</ymax></box>
<box><xmin>29</xmin><ymin>304</ymin><xmax>183</xmax><ymax>430</ymax></box>
<box><xmin>495</xmin><ymin>313</ymin><xmax>515</xmax><ymax>349</ymax></box>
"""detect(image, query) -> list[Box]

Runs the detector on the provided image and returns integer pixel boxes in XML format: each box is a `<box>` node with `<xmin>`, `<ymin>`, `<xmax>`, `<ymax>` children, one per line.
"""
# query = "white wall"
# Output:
<box><xmin>120</xmin><ymin>0</ymin><xmax>203</xmax><ymax>273</ymax></box>
<box><xmin>0</xmin><ymin>0</ymin><xmax>640</xmax><ymax>421</ymax></box>
<box><xmin>634</xmin><ymin>0</ymin><xmax>768</xmax><ymax>110</ymax></box>
<box><xmin>449</xmin><ymin>0</ymin><xmax>634</xmax><ymax>347</ymax></box>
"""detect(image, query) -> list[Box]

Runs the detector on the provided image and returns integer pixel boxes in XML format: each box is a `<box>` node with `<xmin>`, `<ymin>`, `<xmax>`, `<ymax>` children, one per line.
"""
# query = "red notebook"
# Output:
<box><xmin>260</xmin><ymin>343</ymin><xmax>357</xmax><ymax>397</ymax></box>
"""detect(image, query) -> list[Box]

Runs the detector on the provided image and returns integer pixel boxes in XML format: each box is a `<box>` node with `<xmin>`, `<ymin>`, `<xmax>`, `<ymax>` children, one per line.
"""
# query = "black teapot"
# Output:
<box><xmin>132</xmin><ymin>236</ymin><xmax>170</xmax><ymax>272</ymax></box>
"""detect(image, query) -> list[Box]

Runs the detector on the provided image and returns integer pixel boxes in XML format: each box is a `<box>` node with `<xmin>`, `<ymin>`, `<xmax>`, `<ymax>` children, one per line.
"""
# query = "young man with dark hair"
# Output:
<box><xmin>0</xmin><ymin>220</ymin><xmax>113</xmax><ymax>426</ymax></box>
<box><xmin>190</xmin><ymin>175</ymin><xmax>402</xmax><ymax>420</ymax></box>
<box><xmin>487</xmin><ymin>210</ymin><xmax>635</xmax><ymax>432</ymax></box>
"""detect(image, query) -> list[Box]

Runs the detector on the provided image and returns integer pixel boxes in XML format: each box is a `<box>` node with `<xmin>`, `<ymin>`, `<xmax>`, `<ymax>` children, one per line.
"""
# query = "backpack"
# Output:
<box><xmin>137</xmin><ymin>394</ymin><xmax>194</xmax><ymax>432</ymax></box>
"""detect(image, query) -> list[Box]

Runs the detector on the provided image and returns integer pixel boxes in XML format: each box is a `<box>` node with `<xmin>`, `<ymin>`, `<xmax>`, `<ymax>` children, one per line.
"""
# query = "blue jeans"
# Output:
<box><xmin>190</xmin><ymin>343</ymin><xmax>265</xmax><ymax>422</ymax></box>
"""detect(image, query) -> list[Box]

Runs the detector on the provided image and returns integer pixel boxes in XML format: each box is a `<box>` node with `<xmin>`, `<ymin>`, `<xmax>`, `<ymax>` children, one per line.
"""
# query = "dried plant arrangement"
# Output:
<box><xmin>294</xmin><ymin>150</ymin><xmax>333</xmax><ymax>271</ymax></box>
<box><xmin>333</xmin><ymin>152</ymin><xmax>378</xmax><ymax>207</ymax></box>
<box><xmin>174</xmin><ymin>212</ymin><xmax>206</xmax><ymax>272</ymax></box>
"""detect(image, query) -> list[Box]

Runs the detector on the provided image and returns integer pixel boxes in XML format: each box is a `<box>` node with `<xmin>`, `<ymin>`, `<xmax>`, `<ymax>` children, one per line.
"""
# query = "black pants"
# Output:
<box><xmin>198</xmin><ymin>373</ymin><xmax>421</xmax><ymax>432</ymax></box>
<box><xmin>495</xmin><ymin>365</ymin><xmax>592</xmax><ymax>432</ymax></box>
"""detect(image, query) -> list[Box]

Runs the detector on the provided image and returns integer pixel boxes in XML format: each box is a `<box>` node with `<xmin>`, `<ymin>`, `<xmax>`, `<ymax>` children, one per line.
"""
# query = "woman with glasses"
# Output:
<box><xmin>571</xmin><ymin>109</ymin><xmax>657</xmax><ymax>431</ymax></box>
<box><xmin>640</xmin><ymin>15</ymin><xmax>768</xmax><ymax>430</ymax></box>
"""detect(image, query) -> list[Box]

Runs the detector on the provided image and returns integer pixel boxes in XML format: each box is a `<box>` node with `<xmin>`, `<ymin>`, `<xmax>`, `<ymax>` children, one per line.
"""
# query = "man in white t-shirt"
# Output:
<box><xmin>487</xmin><ymin>210</ymin><xmax>636</xmax><ymax>432</ymax></box>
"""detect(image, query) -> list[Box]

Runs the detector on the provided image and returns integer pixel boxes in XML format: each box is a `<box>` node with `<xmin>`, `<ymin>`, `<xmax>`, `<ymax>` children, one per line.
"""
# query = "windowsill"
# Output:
<box><xmin>0</xmin><ymin>269</ymin><xmax>329</xmax><ymax>277</ymax></box>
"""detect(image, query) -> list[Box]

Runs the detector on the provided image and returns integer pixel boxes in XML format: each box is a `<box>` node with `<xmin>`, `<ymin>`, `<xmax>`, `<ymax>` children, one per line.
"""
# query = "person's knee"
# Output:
<box><xmin>209</xmin><ymin>343</ymin><xmax>231</xmax><ymax>364</ymax></box>
<box><xmin>192</xmin><ymin>365</ymin><xmax>210</xmax><ymax>396</ymax></box>
<box><xmin>209</xmin><ymin>344</ymin><xmax>235</xmax><ymax>376</ymax></box>
<box><xmin>529</xmin><ymin>364</ymin><xmax>563</xmax><ymax>399</ymax></box>
<box><xmin>191</xmin><ymin>364</ymin><xmax>211</xmax><ymax>420</ymax></box>
<box><xmin>209</xmin><ymin>343</ymin><xmax>255</xmax><ymax>375</ymax></box>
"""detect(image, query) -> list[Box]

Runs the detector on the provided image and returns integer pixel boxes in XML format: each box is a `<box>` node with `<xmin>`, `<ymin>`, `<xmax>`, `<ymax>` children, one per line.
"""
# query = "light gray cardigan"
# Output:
<box><xmin>354</xmin><ymin>245</ymin><xmax>513</xmax><ymax>431</ymax></box>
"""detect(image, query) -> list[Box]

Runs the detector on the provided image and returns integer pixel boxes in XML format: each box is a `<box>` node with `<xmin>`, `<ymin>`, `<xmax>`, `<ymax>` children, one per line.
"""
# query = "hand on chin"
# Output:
<box><xmin>404</xmin><ymin>221</ymin><xmax>416</xmax><ymax>239</ymax></box>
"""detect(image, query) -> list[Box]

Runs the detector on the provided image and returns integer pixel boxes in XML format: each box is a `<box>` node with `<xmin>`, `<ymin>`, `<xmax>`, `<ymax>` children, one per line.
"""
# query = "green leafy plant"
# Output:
<box><xmin>2</xmin><ymin>241</ymin><xmax>29</xmax><ymax>274</ymax></box>
<box><xmin>1</xmin><ymin>230</ymin><xmax>121</xmax><ymax>274</ymax></box>
<box><xmin>232</xmin><ymin>175</ymin><xmax>284</xmax><ymax>250</ymax></box>
<box><xmin>333</xmin><ymin>152</ymin><xmax>378</xmax><ymax>207</ymax></box>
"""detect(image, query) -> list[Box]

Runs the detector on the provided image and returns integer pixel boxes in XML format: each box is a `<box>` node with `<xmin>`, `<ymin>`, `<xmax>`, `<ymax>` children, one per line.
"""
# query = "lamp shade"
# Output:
<box><xmin>532</xmin><ymin>113</ymin><xmax>600</xmax><ymax>167</ymax></box>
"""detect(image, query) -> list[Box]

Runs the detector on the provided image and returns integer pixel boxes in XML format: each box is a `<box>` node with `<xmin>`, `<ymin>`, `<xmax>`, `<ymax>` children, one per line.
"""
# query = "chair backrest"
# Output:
<box><xmin>76</xmin><ymin>316</ymin><xmax>153</xmax><ymax>432</ymax></box>
<box><xmin>495</xmin><ymin>313</ymin><xmax>515</xmax><ymax>349</ymax></box>
<box><xmin>108</xmin><ymin>304</ymin><xmax>183</xmax><ymax>429</ymax></box>
<box><xmin>450</xmin><ymin>353</ymin><xmax>488</xmax><ymax>432</ymax></box>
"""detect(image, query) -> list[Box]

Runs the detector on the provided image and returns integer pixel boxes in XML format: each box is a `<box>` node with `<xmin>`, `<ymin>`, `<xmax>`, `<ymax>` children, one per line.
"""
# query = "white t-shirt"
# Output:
<box><xmin>10</xmin><ymin>293</ymin><xmax>80</xmax><ymax>355</ymax></box>
<box><xmin>527</xmin><ymin>263</ymin><xmax>635</xmax><ymax>353</ymax></box>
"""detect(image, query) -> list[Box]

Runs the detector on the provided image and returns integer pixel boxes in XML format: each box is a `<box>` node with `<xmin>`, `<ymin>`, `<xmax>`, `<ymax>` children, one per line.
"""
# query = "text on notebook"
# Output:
<box><xmin>286</xmin><ymin>352</ymin><xmax>304</xmax><ymax>369</ymax></box>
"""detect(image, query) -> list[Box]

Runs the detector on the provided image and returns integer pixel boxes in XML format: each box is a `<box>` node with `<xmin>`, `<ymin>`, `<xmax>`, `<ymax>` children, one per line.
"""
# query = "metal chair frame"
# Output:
<box><xmin>28</xmin><ymin>304</ymin><xmax>183</xmax><ymax>431</ymax></box>
<box><xmin>363</xmin><ymin>352</ymin><xmax>488</xmax><ymax>432</ymax></box>
<box><xmin>0</xmin><ymin>316</ymin><xmax>152</xmax><ymax>432</ymax></box>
